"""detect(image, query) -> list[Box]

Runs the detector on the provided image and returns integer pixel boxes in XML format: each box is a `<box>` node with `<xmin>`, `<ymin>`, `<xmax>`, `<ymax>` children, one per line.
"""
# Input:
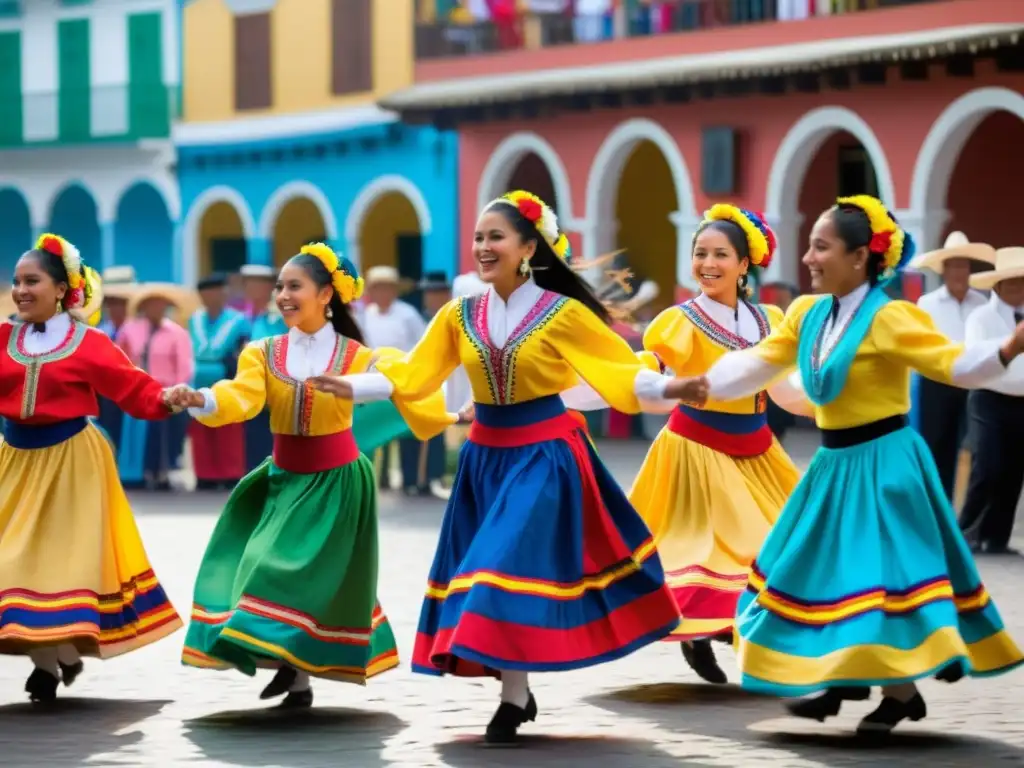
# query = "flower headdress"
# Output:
<box><xmin>491</xmin><ymin>190</ymin><xmax>573</xmax><ymax>263</ymax></box>
<box><xmin>300</xmin><ymin>242</ymin><xmax>364</xmax><ymax>304</ymax></box>
<box><xmin>835</xmin><ymin>195</ymin><xmax>916</xmax><ymax>277</ymax></box>
<box><xmin>35</xmin><ymin>233</ymin><xmax>98</xmax><ymax>315</ymax></box>
<box><xmin>697</xmin><ymin>204</ymin><xmax>777</xmax><ymax>270</ymax></box>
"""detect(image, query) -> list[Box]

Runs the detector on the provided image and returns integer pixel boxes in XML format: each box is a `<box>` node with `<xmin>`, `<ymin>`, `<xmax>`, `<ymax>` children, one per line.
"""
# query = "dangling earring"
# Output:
<box><xmin>518</xmin><ymin>258</ymin><xmax>530</xmax><ymax>277</ymax></box>
<box><xmin>55</xmin><ymin>297</ymin><xmax>63</xmax><ymax>314</ymax></box>
<box><xmin>325</xmin><ymin>305</ymin><xmax>334</xmax><ymax>319</ymax></box>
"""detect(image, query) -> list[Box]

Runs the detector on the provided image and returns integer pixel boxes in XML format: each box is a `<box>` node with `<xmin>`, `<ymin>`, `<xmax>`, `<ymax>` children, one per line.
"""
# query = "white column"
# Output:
<box><xmin>762</xmin><ymin>211</ymin><xmax>804</xmax><ymax>288</ymax></box>
<box><xmin>90</xmin><ymin>9</ymin><xmax>128</xmax><ymax>137</ymax></box>
<box><xmin>20</xmin><ymin>14</ymin><xmax>58</xmax><ymax>142</ymax></box>
<box><xmin>100</xmin><ymin>219</ymin><xmax>115</xmax><ymax>271</ymax></box>
<box><xmin>669</xmin><ymin>210</ymin><xmax>702</xmax><ymax>294</ymax></box>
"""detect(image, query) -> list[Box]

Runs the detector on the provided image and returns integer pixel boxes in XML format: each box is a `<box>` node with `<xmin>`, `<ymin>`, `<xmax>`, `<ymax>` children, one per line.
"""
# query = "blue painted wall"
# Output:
<box><xmin>0</xmin><ymin>189</ymin><xmax>32</xmax><ymax>280</ymax></box>
<box><xmin>177</xmin><ymin>120</ymin><xmax>460</xmax><ymax>283</ymax></box>
<box><xmin>49</xmin><ymin>185</ymin><xmax>101</xmax><ymax>273</ymax></box>
<box><xmin>115</xmin><ymin>182</ymin><xmax>174</xmax><ymax>282</ymax></box>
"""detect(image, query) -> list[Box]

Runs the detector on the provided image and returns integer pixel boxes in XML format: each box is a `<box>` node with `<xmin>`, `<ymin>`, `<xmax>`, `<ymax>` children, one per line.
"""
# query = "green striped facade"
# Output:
<box><xmin>0</xmin><ymin>11</ymin><xmax>175</xmax><ymax>148</ymax></box>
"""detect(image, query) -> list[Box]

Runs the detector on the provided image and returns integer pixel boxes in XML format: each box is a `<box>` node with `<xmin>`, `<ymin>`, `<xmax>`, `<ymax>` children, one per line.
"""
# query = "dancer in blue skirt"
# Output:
<box><xmin>673</xmin><ymin>195</ymin><xmax>1024</xmax><ymax>735</ymax></box>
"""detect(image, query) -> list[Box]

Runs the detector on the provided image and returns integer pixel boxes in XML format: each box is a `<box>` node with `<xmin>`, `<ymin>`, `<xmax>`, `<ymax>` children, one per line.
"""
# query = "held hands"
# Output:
<box><xmin>309</xmin><ymin>375</ymin><xmax>354</xmax><ymax>399</ymax></box>
<box><xmin>456</xmin><ymin>402</ymin><xmax>475</xmax><ymax>425</ymax></box>
<box><xmin>162</xmin><ymin>384</ymin><xmax>206</xmax><ymax>411</ymax></box>
<box><xmin>663</xmin><ymin>375</ymin><xmax>710</xmax><ymax>406</ymax></box>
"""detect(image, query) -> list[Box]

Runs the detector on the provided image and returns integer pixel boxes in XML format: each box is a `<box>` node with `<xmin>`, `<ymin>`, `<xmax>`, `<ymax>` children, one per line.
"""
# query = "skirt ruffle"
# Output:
<box><xmin>735</xmin><ymin>426</ymin><xmax>1023</xmax><ymax>696</ymax></box>
<box><xmin>629</xmin><ymin>429</ymin><xmax>799</xmax><ymax>641</ymax></box>
<box><xmin>412</xmin><ymin>396</ymin><xmax>679</xmax><ymax>677</ymax></box>
<box><xmin>181</xmin><ymin>455</ymin><xmax>399</xmax><ymax>684</ymax></box>
<box><xmin>0</xmin><ymin>423</ymin><xmax>182</xmax><ymax>657</ymax></box>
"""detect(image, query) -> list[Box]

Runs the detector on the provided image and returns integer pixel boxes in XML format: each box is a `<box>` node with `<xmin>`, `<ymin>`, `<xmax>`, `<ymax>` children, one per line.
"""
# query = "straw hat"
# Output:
<box><xmin>129</xmin><ymin>282</ymin><xmax>199</xmax><ymax>326</ymax></box>
<box><xmin>909</xmin><ymin>231</ymin><xmax>996</xmax><ymax>273</ymax></box>
<box><xmin>240</xmin><ymin>264</ymin><xmax>276</xmax><ymax>280</ymax></box>
<box><xmin>101</xmin><ymin>265</ymin><xmax>140</xmax><ymax>300</ymax></box>
<box><xmin>969</xmin><ymin>248</ymin><xmax>1024</xmax><ymax>291</ymax></box>
<box><xmin>365</xmin><ymin>265</ymin><xmax>414</xmax><ymax>294</ymax></box>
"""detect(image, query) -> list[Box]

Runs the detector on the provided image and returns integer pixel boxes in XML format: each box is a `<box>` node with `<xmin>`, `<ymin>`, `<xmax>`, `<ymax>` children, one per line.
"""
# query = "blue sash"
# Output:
<box><xmin>797</xmin><ymin>283</ymin><xmax>891</xmax><ymax>407</ymax></box>
<box><xmin>3</xmin><ymin>417</ymin><xmax>88</xmax><ymax>449</ymax></box>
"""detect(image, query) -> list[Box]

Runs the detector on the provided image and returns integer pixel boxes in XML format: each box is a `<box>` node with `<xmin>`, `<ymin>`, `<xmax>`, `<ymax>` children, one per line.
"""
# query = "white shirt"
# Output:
<box><xmin>346</xmin><ymin>277</ymin><xmax>672</xmax><ymax>405</ymax></box>
<box><xmin>20</xmin><ymin>313</ymin><xmax>73</xmax><ymax>355</ymax></box>
<box><xmin>965</xmin><ymin>292</ymin><xmax>1024</xmax><ymax>397</ymax></box>
<box><xmin>692</xmin><ymin>293</ymin><xmax>767</xmax><ymax>345</ymax></box>
<box><xmin>917</xmin><ymin>286</ymin><xmax>987</xmax><ymax>343</ymax></box>
<box><xmin>361</xmin><ymin>300</ymin><xmax>426</xmax><ymax>353</ymax></box>
<box><xmin>191</xmin><ymin>322</ymin><xmax>340</xmax><ymax>416</ymax></box>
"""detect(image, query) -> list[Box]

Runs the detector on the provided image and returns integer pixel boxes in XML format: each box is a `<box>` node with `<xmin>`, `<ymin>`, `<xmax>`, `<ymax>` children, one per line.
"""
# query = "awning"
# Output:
<box><xmin>381</xmin><ymin>23</ymin><xmax>1022</xmax><ymax>112</ymax></box>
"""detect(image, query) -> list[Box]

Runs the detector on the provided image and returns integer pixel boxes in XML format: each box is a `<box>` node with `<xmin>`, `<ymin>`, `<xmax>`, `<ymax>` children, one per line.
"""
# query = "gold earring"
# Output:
<box><xmin>518</xmin><ymin>258</ymin><xmax>530</xmax><ymax>276</ymax></box>
<box><xmin>55</xmin><ymin>297</ymin><xmax>63</xmax><ymax>313</ymax></box>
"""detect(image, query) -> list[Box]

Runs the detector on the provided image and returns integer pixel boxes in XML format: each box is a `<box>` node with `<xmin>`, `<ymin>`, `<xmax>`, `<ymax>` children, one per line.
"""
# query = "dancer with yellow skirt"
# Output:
<box><xmin>172</xmin><ymin>245</ymin><xmax>454</xmax><ymax>707</ymax></box>
<box><xmin>0</xmin><ymin>235</ymin><xmax>183</xmax><ymax>704</ymax></box>
<box><xmin>679</xmin><ymin>196</ymin><xmax>1024</xmax><ymax>734</ymax></box>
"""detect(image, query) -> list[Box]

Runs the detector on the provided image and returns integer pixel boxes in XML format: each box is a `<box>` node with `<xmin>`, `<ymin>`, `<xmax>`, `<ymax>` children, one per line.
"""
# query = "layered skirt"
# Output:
<box><xmin>412</xmin><ymin>395</ymin><xmax>680</xmax><ymax>677</ymax></box>
<box><xmin>181</xmin><ymin>429</ymin><xmax>399</xmax><ymax>684</ymax></box>
<box><xmin>629</xmin><ymin>405</ymin><xmax>799</xmax><ymax>641</ymax></box>
<box><xmin>736</xmin><ymin>417</ymin><xmax>1024</xmax><ymax>696</ymax></box>
<box><xmin>0</xmin><ymin>418</ymin><xmax>182</xmax><ymax>657</ymax></box>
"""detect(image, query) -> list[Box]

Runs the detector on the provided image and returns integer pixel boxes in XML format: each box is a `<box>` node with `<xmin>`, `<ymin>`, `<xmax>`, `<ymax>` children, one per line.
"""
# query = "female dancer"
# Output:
<box><xmin>311</xmin><ymin>191</ymin><xmax>693</xmax><ymax>745</ymax></box>
<box><xmin>679</xmin><ymin>195</ymin><xmax>1024</xmax><ymax>733</ymax></box>
<box><xmin>0</xmin><ymin>234</ymin><xmax>183</xmax><ymax>703</ymax></box>
<box><xmin>626</xmin><ymin>206</ymin><xmax>804</xmax><ymax>684</ymax></box>
<box><xmin>171</xmin><ymin>244</ymin><xmax>454</xmax><ymax>707</ymax></box>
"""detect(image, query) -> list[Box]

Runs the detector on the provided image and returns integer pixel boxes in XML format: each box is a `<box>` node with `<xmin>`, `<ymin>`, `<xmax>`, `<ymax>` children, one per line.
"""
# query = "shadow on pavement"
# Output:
<box><xmin>438</xmin><ymin>733</ymin><xmax>708</xmax><ymax>767</ymax></box>
<box><xmin>591</xmin><ymin>682</ymin><xmax>1024</xmax><ymax>764</ymax></box>
<box><xmin>0</xmin><ymin>697</ymin><xmax>169</xmax><ymax>766</ymax></box>
<box><xmin>183</xmin><ymin>706</ymin><xmax>404</xmax><ymax>767</ymax></box>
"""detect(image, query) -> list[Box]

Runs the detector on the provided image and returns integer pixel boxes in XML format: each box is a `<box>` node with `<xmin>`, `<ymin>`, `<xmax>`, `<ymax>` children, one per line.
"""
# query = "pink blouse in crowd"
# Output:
<box><xmin>116</xmin><ymin>317</ymin><xmax>195</xmax><ymax>387</ymax></box>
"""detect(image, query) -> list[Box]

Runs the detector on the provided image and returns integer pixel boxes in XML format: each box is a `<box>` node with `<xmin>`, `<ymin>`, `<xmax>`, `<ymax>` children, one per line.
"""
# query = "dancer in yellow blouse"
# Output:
<box><xmin>311</xmin><ymin>191</ymin><xmax>693</xmax><ymax>745</ymax></box>
<box><xmin>628</xmin><ymin>206</ymin><xmax>805</xmax><ymax>684</ymax></box>
<box><xmin>676</xmin><ymin>195</ymin><xmax>1024</xmax><ymax>734</ymax></box>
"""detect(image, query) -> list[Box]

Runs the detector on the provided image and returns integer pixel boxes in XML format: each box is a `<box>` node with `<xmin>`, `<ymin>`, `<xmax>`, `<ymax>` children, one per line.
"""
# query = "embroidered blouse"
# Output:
<box><xmin>188</xmin><ymin>323</ymin><xmax>453</xmax><ymax>440</ymax></box>
<box><xmin>705</xmin><ymin>283</ymin><xmax>1009</xmax><ymax>430</ymax></box>
<box><xmin>346</xmin><ymin>279</ymin><xmax>673</xmax><ymax>413</ymax></box>
<box><xmin>0</xmin><ymin>315</ymin><xmax>171</xmax><ymax>424</ymax></box>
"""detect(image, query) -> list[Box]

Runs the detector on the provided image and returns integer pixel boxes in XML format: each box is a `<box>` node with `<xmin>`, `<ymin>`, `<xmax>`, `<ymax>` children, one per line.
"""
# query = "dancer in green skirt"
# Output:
<box><xmin>169</xmin><ymin>243</ymin><xmax>455</xmax><ymax>707</ymax></box>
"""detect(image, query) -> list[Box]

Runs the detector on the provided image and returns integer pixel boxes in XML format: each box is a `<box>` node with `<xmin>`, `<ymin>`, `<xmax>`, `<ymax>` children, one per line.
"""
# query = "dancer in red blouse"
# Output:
<box><xmin>0</xmin><ymin>234</ymin><xmax>184</xmax><ymax>704</ymax></box>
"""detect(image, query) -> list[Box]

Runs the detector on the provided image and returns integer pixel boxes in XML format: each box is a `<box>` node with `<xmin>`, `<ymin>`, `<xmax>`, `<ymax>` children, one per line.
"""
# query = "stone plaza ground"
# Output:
<box><xmin>2</xmin><ymin>430</ymin><xmax>1024</xmax><ymax>767</ymax></box>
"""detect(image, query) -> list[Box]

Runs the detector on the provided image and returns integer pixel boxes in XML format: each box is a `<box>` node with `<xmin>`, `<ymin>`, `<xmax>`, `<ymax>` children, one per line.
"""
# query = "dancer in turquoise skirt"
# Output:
<box><xmin>673</xmin><ymin>195</ymin><xmax>1024</xmax><ymax>735</ymax></box>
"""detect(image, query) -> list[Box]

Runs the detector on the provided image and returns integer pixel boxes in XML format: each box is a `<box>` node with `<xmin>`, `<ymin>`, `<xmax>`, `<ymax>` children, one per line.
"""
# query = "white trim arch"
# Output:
<box><xmin>44</xmin><ymin>180</ymin><xmax>103</xmax><ymax>226</ymax></box>
<box><xmin>764</xmin><ymin>106</ymin><xmax>895</xmax><ymax>285</ymax></box>
<box><xmin>582</xmin><ymin>117</ymin><xmax>699</xmax><ymax>288</ymax></box>
<box><xmin>476</xmin><ymin>132</ymin><xmax>577</xmax><ymax>227</ymax></box>
<box><xmin>180</xmin><ymin>185</ymin><xmax>257</xmax><ymax>288</ymax></box>
<box><xmin>908</xmin><ymin>87</ymin><xmax>1024</xmax><ymax>252</ymax></box>
<box><xmin>111</xmin><ymin>176</ymin><xmax>181</xmax><ymax>222</ymax></box>
<box><xmin>344</xmin><ymin>175</ymin><xmax>432</xmax><ymax>269</ymax></box>
<box><xmin>258</xmin><ymin>180</ymin><xmax>339</xmax><ymax>241</ymax></box>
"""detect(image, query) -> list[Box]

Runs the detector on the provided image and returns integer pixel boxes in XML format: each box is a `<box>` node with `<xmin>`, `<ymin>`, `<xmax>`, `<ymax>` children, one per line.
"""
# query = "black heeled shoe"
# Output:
<box><xmin>59</xmin><ymin>660</ymin><xmax>84</xmax><ymax>688</ymax></box>
<box><xmin>935</xmin><ymin>660</ymin><xmax>964</xmax><ymax>683</ymax></box>
<box><xmin>277</xmin><ymin>688</ymin><xmax>314</xmax><ymax>709</ymax></box>
<box><xmin>484</xmin><ymin>692</ymin><xmax>538</xmax><ymax>746</ymax></box>
<box><xmin>785</xmin><ymin>686</ymin><xmax>870</xmax><ymax>721</ymax></box>
<box><xmin>856</xmin><ymin>693</ymin><xmax>927</xmax><ymax>735</ymax></box>
<box><xmin>25</xmin><ymin>668</ymin><xmax>59</xmax><ymax>704</ymax></box>
<box><xmin>681</xmin><ymin>639</ymin><xmax>728</xmax><ymax>684</ymax></box>
<box><xmin>260</xmin><ymin>667</ymin><xmax>297</xmax><ymax>700</ymax></box>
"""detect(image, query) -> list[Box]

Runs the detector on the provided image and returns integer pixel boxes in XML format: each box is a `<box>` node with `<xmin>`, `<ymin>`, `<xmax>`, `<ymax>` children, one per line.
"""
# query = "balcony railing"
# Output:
<box><xmin>415</xmin><ymin>0</ymin><xmax>939</xmax><ymax>60</ymax></box>
<box><xmin>0</xmin><ymin>82</ymin><xmax>177</xmax><ymax>149</ymax></box>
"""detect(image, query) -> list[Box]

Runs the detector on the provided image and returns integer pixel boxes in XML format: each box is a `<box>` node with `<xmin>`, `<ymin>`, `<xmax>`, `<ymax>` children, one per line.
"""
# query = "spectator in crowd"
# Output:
<box><xmin>95</xmin><ymin>266</ymin><xmax>139</xmax><ymax>453</ymax></box>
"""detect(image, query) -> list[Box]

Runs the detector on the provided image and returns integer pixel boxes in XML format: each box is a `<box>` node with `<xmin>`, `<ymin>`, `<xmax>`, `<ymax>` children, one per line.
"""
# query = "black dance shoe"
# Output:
<box><xmin>935</xmin><ymin>660</ymin><xmax>965</xmax><ymax>683</ymax></box>
<box><xmin>277</xmin><ymin>688</ymin><xmax>314</xmax><ymax>709</ymax></box>
<box><xmin>856</xmin><ymin>693</ymin><xmax>927</xmax><ymax>735</ymax></box>
<box><xmin>484</xmin><ymin>692</ymin><xmax>538</xmax><ymax>746</ymax></box>
<box><xmin>260</xmin><ymin>667</ymin><xmax>297</xmax><ymax>699</ymax></box>
<box><xmin>784</xmin><ymin>686</ymin><xmax>870</xmax><ymax>721</ymax></box>
<box><xmin>25</xmin><ymin>669</ymin><xmax>59</xmax><ymax>704</ymax></box>
<box><xmin>681</xmin><ymin>640</ymin><xmax>728</xmax><ymax>684</ymax></box>
<box><xmin>59</xmin><ymin>660</ymin><xmax>84</xmax><ymax>687</ymax></box>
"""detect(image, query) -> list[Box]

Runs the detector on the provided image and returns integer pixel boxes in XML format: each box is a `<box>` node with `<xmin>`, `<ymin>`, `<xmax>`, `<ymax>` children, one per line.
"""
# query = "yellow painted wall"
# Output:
<box><xmin>615</xmin><ymin>141</ymin><xmax>678</xmax><ymax>312</ymax></box>
<box><xmin>183</xmin><ymin>0</ymin><xmax>414</xmax><ymax>122</ymax></box>
<box><xmin>359</xmin><ymin>193</ymin><xmax>419</xmax><ymax>271</ymax></box>
<box><xmin>198</xmin><ymin>202</ymin><xmax>244</xmax><ymax>277</ymax></box>
<box><xmin>272</xmin><ymin>199</ymin><xmax>328</xmax><ymax>268</ymax></box>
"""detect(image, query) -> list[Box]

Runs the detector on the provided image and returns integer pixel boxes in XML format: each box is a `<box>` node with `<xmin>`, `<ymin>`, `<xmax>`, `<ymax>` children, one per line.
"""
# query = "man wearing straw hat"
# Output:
<box><xmin>909</xmin><ymin>232</ymin><xmax>994</xmax><ymax>500</ymax></box>
<box><xmin>94</xmin><ymin>266</ymin><xmax>141</xmax><ymax>453</ymax></box>
<box><xmin>958</xmin><ymin>247</ymin><xmax>1024</xmax><ymax>555</ymax></box>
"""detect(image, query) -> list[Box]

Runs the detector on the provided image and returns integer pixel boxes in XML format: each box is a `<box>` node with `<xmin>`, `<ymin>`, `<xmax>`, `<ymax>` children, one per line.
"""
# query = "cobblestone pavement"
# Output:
<box><xmin>3</xmin><ymin>431</ymin><xmax>1024</xmax><ymax>767</ymax></box>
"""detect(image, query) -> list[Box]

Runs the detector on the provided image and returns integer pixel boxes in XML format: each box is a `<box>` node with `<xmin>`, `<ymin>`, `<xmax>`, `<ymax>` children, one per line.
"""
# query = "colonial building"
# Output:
<box><xmin>175</xmin><ymin>0</ymin><xmax>458</xmax><ymax>288</ymax></box>
<box><xmin>389</xmin><ymin>0</ymin><xmax>1024</xmax><ymax>306</ymax></box>
<box><xmin>0</xmin><ymin>0</ymin><xmax>179</xmax><ymax>281</ymax></box>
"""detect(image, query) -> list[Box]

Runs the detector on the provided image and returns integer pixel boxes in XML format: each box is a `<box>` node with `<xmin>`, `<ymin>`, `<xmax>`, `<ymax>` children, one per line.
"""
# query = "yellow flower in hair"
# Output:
<box><xmin>703</xmin><ymin>204</ymin><xmax>773</xmax><ymax>268</ymax></box>
<box><xmin>299</xmin><ymin>242</ymin><xmax>364</xmax><ymax>304</ymax></box>
<box><xmin>836</xmin><ymin>195</ymin><xmax>905</xmax><ymax>273</ymax></box>
<box><xmin>500</xmin><ymin>190</ymin><xmax>570</xmax><ymax>262</ymax></box>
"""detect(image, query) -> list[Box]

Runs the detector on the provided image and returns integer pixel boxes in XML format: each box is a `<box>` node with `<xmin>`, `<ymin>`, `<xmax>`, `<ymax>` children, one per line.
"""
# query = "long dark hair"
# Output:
<box><xmin>287</xmin><ymin>253</ymin><xmax>364</xmax><ymax>343</ymax></box>
<box><xmin>692</xmin><ymin>219</ymin><xmax>755</xmax><ymax>298</ymax></box>
<box><xmin>486</xmin><ymin>201</ymin><xmax>611</xmax><ymax>325</ymax></box>
<box><xmin>21</xmin><ymin>248</ymin><xmax>71</xmax><ymax>307</ymax></box>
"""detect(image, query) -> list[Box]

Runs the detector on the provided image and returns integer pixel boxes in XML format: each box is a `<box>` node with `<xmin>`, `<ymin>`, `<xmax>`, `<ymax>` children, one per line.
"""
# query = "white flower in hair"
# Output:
<box><xmin>539</xmin><ymin>204</ymin><xmax>559</xmax><ymax>246</ymax></box>
<box><xmin>61</xmin><ymin>239</ymin><xmax>82</xmax><ymax>280</ymax></box>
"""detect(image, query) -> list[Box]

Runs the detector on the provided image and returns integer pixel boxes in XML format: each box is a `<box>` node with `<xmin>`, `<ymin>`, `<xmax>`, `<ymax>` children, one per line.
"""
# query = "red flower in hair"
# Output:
<box><xmin>66</xmin><ymin>287</ymin><xmax>83</xmax><ymax>307</ymax></box>
<box><xmin>40</xmin><ymin>235</ymin><xmax>63</xmax><ymax>256</ymax></box>
<box><xmin>869</xmin><ymin>231</ymin><xmax>892</xmax><ymax>255</ymax></box>
<box><xmin>517</xmin><ymin>198</ymin><xmax>543</xmax><ymax>223</ymax></box>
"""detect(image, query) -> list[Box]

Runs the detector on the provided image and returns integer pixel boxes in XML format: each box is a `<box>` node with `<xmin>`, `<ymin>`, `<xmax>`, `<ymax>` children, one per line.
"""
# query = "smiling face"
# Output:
<box><xmin>276</xmin><ymin>261</ymin><xmax>332</xmax><ymax>329</ymax></box>
<box><xmin>12</xmin><ymin>252</ymin><xmax>65</xmax><ymax>324</ymax></box>
<box><xmin>473</xmin><ymin>208</ymin><xmax>536</xmax><ymax>285</ymax></box>
<box><xmin>691</xmin><ymin>226</ymin><xmax>747</xmax><ymax>304</ymax></box>
<box><xmin>802</xmin><ymin>210</ymin><xmax>867</xmax><ymax>295</ymax></box>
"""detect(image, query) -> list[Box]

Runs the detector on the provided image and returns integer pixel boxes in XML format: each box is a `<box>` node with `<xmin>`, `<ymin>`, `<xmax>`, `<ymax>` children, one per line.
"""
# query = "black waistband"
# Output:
<box><xmin>820</xmin><ymin>415</ymin><xmax>907</xmax><ymax>449</ymax></box>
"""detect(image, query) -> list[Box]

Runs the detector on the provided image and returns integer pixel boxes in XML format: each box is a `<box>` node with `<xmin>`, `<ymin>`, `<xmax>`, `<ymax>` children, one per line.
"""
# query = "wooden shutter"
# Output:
<box><xmin>234</xmin><ymin>12</ymin><xmax>272</xmax><ymax>111</ymax></box>
<box><xmin>331</xmin><ymin>0</ymin><xmax>373</xmax><ymax>95</ymax></box>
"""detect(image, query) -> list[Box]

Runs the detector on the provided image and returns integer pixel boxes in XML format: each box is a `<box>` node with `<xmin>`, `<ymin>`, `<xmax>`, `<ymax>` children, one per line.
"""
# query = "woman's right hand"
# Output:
<box><xmin>663</xmin><ymin>375</ymin><xmax>710</xmax><ymax>406</ymax></box>
<box><xmin>163</xmin><ymin>385</ymin><xmax>205</xmax><ymax>410</ymax></box>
